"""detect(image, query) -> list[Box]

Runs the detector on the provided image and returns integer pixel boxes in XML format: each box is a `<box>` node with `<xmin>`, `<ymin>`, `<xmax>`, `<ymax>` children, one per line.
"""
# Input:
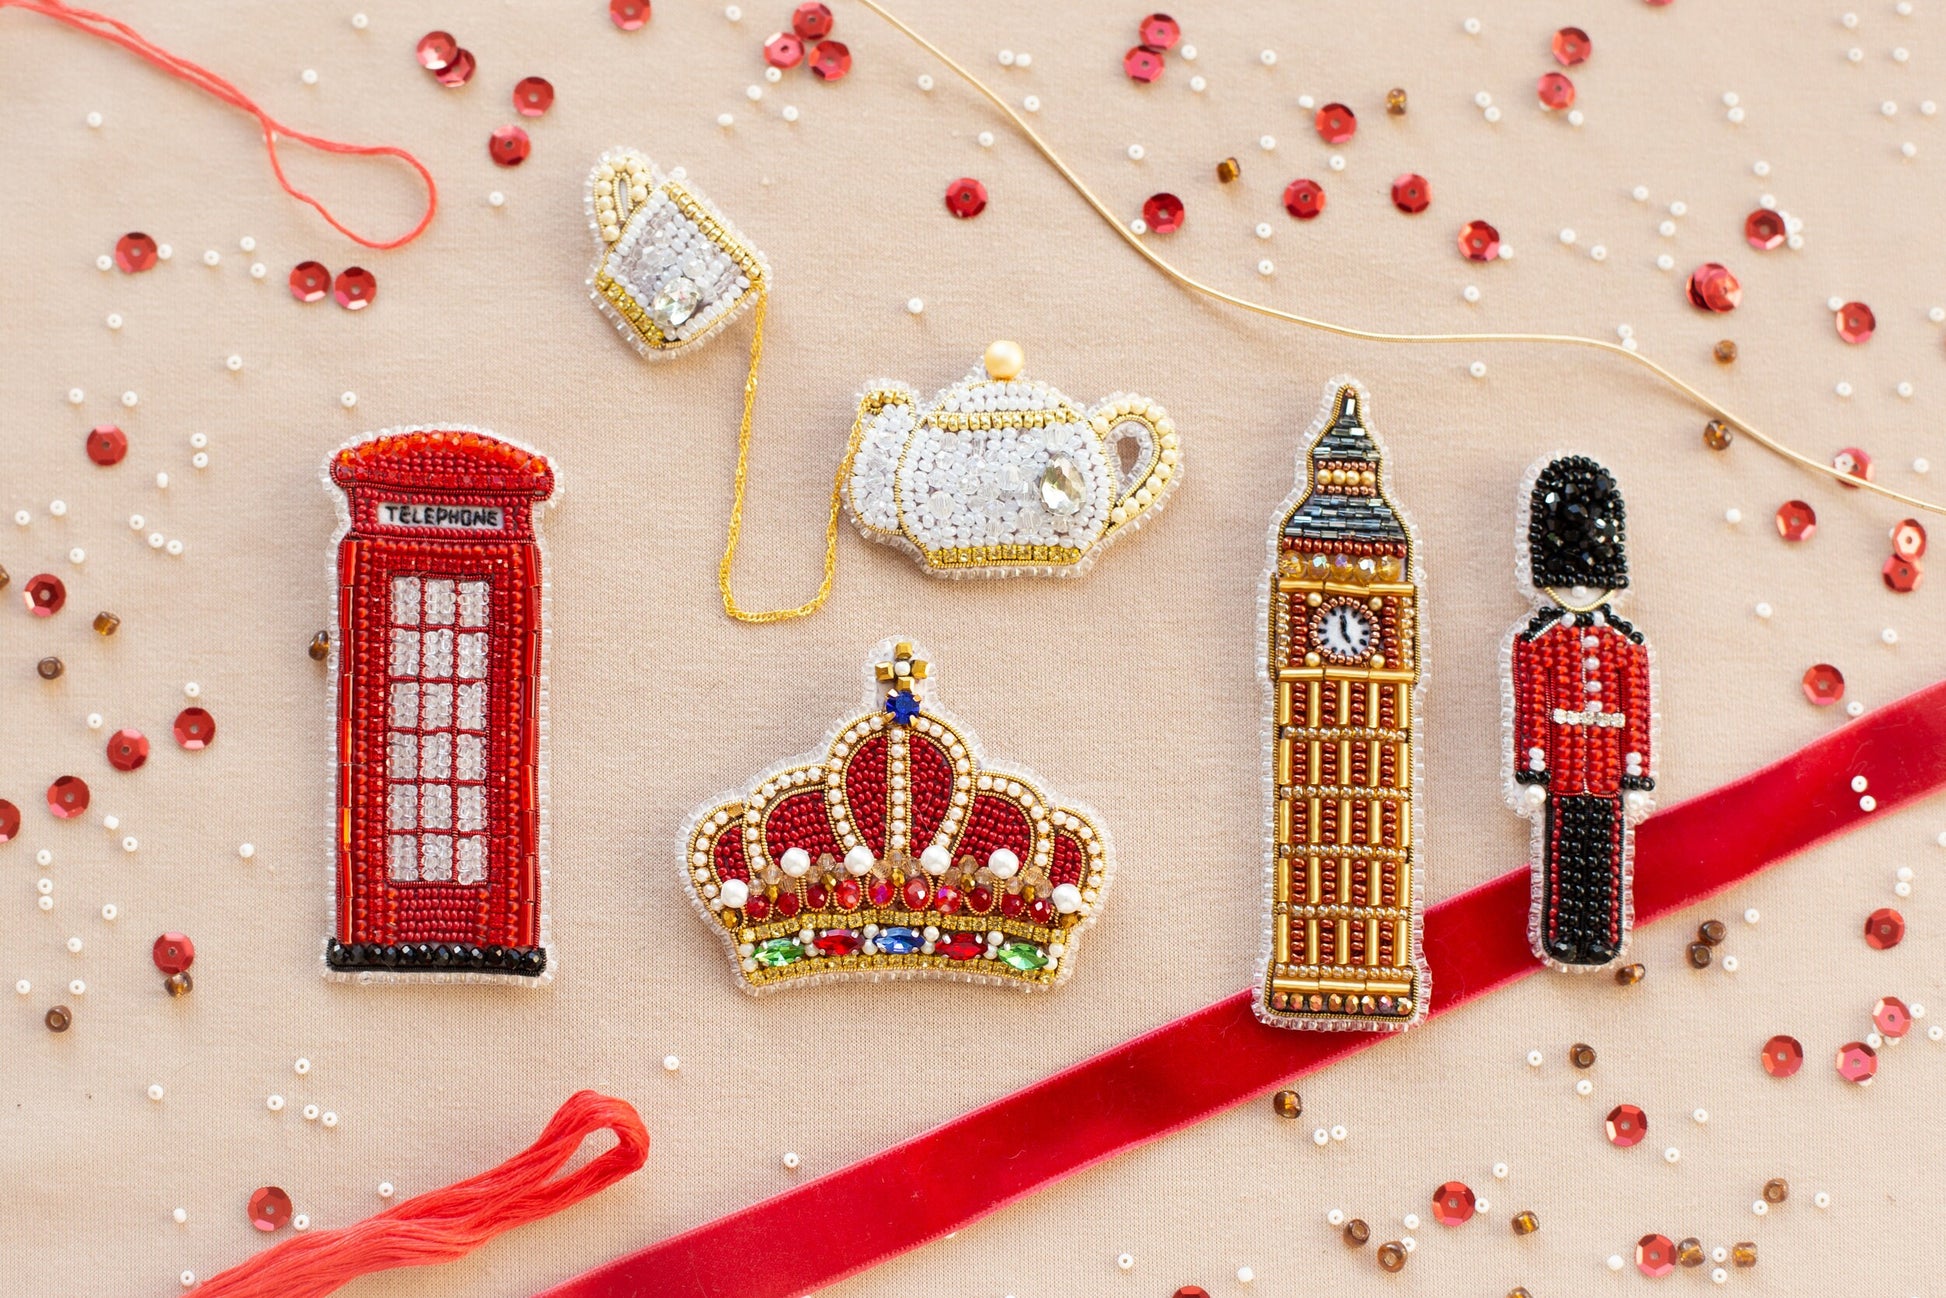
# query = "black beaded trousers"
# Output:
<box><xmin>1541</xmin><ymin>794</ymin><xmax>1623</xmax><ymax>966</ymax></box>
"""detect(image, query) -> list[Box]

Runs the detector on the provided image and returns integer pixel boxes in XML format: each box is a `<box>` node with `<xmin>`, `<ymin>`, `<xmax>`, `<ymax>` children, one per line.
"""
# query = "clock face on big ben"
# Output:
<box><xmin>1313</xmin><ymin>603</ymin><xmax>1374</xmax><ymax>661</ymax></box>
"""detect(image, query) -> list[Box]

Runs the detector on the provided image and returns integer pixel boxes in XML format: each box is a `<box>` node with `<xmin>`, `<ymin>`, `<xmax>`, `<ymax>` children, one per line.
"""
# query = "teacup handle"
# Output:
<box><xmin>1092</xmin><ymin>395</ymin><xmax>1180</xmax><ymax>536</ymax></box>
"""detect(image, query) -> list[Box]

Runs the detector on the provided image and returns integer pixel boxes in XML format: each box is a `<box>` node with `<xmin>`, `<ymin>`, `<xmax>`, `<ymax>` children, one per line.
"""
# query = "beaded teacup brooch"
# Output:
<box><xmin>1504</xmin><ymin>454</ymin><xmax>1657</xmax><ymax>972</ymax></box>
<box><xmin>846</xmin><ymin>341</ymin><xmax>1182</xmax><ymax>578</ymax></box>
<box><xmin>322</xmin><ymin>427</ymin><xmax>557</xmax><ymax>983</ymax></box>
<box><xmin>586</xmin><ymin>146</ymin><xmax>767</xmax><ymax>358</ymax></box>
<box><xmin>681</xmin><ymin>639</ymin><xmax>1116</xmax><ymax>992</ymax></box>
<box><xmin>1255</xmin><ymin>379</ymin><xmax>1428</xmax><ymax>1032</ymax></box>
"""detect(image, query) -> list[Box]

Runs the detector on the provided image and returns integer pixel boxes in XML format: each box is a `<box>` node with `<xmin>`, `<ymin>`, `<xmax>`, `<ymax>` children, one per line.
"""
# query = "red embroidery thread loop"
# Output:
<box><xmin>0</xmin><ymin>0</ymin><xmax>437</xmax><ymax>249</ymax></box>
<box><xmin>197</xmin><ymin>1091</ymin><xmax>648</xmax><ymax>1298</ymax></box>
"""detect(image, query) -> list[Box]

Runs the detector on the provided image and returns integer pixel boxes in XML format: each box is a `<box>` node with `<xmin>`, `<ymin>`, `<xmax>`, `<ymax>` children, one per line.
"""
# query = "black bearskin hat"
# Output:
<box><xmin>1527</xmin><ymin>455</ymin><xmax>1629</xmax><ymax>591</ymax></box>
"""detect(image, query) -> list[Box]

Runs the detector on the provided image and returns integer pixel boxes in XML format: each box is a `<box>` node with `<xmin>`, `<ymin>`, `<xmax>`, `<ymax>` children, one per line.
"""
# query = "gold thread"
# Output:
<box><xmin>854</xmin><ymin>0</ymin><xmax>1945</xmax><ymax>520</ymax></box>
<box><xmin>719</xmin><ymin>287</ymin><xmax>863</xmax><ymax>623</ymax></box>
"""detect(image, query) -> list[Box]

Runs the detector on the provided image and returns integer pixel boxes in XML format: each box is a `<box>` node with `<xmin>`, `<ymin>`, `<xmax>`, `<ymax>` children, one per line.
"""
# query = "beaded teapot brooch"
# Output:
<box><xmin>681</xmin><ymin>639</ymin><xmax>1116</xmax><ymax>992</ymax></box>
<box><xmin>1255</xmin><ymin>379</ymin><xmax>1428</xmax><ymax>1032</ymax></box>
<box><xmin>845</xmin><ymin>341</ymin><xmax>1181</xmax><ymax>578</ymax></box>
<box><xmin>1504</xmin><ymin>454</ymin><xmax>1657</xmax><ymax>972</ymax></box>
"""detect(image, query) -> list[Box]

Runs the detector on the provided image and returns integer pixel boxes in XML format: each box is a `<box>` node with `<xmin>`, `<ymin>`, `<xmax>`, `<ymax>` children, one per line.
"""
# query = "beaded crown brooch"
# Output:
<box><xmin>845</xmin><ymin>341</ymin><xmax>1181</xmax><ymax>578</ymax></box>
<box><xmin>1504</xmin><ymin>453</ymin><xmax>1658</xmax><ymax>972</ymax></box>
<box><xmin>1255</xmin><ymin>379</ymin><xmax>1429</xmax><ymax>1032</ymax></box>
<box><xmin>680</xmin><ymin>639</ymin><xmax>1115</xmax><ymax>992</ymax></box>
<box><xmin>585</xmin><ymin>146</ymin><xmax>768</xmax><ymax>360</ymax></box>
<box><xmin>322</xmin><ymin>427</ymin><xmax>556</xmax><ymax>983</ymax></box>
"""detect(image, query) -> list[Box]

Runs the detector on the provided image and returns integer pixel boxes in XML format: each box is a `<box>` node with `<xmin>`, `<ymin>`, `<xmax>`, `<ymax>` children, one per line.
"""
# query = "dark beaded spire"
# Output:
<box><xmin>1528</xmin><ymin>455</ymin><xmax>1629</xmax><ymax>590</ymax></box>
<box><xmin>1283</xmin><ymin>387</ymin><xmax>1408</xmax><ymax>545</ymax></box>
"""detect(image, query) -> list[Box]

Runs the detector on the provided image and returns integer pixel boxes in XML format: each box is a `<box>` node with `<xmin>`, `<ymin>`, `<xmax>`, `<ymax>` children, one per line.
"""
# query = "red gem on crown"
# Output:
<box><xmin>681</xmin><ymin>639</ymin><xmax>1115</xmax><ymax>992</ymax></box>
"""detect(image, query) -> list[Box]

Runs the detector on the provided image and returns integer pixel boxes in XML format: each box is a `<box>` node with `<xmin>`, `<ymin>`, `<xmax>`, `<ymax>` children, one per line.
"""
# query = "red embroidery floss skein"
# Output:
<box><xmin>196</xmin><ymin>1092</ymin><xmax>648</xmax><ymax>1298</ymax></box>
<box><xmin>0</xmin><ymin>0</ymin><xmax>437</xmax><ymax>249</ymax></box>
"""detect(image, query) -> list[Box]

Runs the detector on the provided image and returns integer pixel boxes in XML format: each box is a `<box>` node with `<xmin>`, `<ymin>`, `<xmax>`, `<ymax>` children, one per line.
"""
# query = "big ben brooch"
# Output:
<box><xmin>1255</xmin><ymin>379</ymin><xmax>1428</xmax><ymax>1032</ymax></box>
<box><xmin>1504</xmin><ymin>455</ymin><xmax>1657</xmax><ymax>972</ymax></box>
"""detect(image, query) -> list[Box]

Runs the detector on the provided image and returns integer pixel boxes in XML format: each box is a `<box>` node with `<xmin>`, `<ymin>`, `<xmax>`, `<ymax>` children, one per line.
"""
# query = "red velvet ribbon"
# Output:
<box><xmin>540</xmin><ymin>677</ymin><xmax>1946</xmax><ymax>1298</ymax></box>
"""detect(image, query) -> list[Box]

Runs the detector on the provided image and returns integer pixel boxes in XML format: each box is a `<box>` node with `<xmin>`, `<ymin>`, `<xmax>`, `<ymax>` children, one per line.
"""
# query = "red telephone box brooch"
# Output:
<box><xmin>324</xmin><ymin>428</ymin><xmax>557</xmax><ymax>981</ymax></box>
<box><xmin>1504</xmin><ymin>454</ymin><xmax>1657</xmax><ymax>972</ymax></box>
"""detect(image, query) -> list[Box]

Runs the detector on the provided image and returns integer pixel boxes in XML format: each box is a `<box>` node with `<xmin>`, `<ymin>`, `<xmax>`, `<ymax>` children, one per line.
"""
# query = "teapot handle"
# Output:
<box><xmin>1092</xmin><ymin>395</ymin><xmax>1181</xmax><ymax>537</ymax></box>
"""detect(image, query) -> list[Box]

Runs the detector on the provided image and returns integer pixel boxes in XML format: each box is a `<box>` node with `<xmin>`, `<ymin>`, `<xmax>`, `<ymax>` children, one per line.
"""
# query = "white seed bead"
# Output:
<box><xmin>1469</xmin><ymin>361</ymin><xmax>1488</xmax><ymax>378</ymax></box>
<box><xmin>1664</xmin><ymin>1146</ymin><xmax>1680</xmax><ymax>1162</ymax></box>
<box><xmin>148</xmin><ymin>1084</ymin><xmax>165</xmax><ymax>1101</ymax></box>
<box><xmin>1693</xmin><ymin>1108</ymin><xmax>1709</xmax><ymax>1123</ymax></box>
<box><xmin>101</xmin><ymin>904</ymin><xmax>117</xmax><ymax>921</ymax></box>
<box><xmin>67</xmin><ymin>937</ymin><xmax>83</xmax><ymax>953</ymax></box>
<box><xmin>1575</xmin><ymin>1078</ymin><xmax>1594</xmax><ymax>1096</ymax></box>
<box><xmin>321</xmin><ymin>1113</ymin><xmax>338</xmax><ymax>1128</ymax></box>
<box><xmin>293</xmin><ymin>1057</ymin><xmax>310</xmax><ymax>1074</ymax></box>
<box><xmin>378</xmin><ymin>1182</ymin><xmax>395</xmax><ymax>1198</ymax></box>
<box><xmin>783</xmin><ymin>1151</ymin><xmax>800</xmax><ymax>1168</ymax></box>
<box><xmin>1608</xmin><ymin>1255</ymin><xmax>1625</xmax><ymax>1272</ymax></box>
<box><xmin>1117</xmin><ymin>1253</ymin><xmax>1135</xmax><ymax>1271</ymax></box>
<box><xmin>663</xmin><ymin>1055</ymin><xmax>681</xmax><ymax>1072</ymax></box>
<box><xmin>1527</xmin><ymin>1050</ymin><xmax>1544</xmax><ymax>1067</ymax></box>
<box><xmin>906</xmin><ymin>298</ymin><xmax>924</xmax><ymax>315</ymax></box>
<box><xmin>301</xmin><ymin>68</ymin><xmax>319</xmax><ymax>85</ymax></box>
<box><xmin>267</xmin><ymin>1094</ymin><xmax>285</xmax><ymax>1111</ymax></box>
<box><xmin>172</xmin><ymin>1208</ymin><xmax>187</xmax><ymax>1223</ymax></box>
<box><xmin>1492</xmin><ymin>1162</ymin><xmax>1509</xmax><ymax>1179</ymax></box>
<box><xmin>340</xmin><ymin>391</ymin><xmax>357</xmax><ymax>408</ymax></box>
<box><xmin>239</xmin><ymin>843</ymin><xmax>256</xmax><ymax>859</ymax></box>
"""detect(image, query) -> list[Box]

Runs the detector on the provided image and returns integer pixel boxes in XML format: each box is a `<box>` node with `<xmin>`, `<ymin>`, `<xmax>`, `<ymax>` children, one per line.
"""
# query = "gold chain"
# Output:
<box><xmin>855</xmin><ymin>0</ymin><xmax>1945</xmax><ymax>519</ymax></box>
<box><xmin>719</xmin><ymin>287</ymin><xmax>866</xmax><ymax>623</ymax></box>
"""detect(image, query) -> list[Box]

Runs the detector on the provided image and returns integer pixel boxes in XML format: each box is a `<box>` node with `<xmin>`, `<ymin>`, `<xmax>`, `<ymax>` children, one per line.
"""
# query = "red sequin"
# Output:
<box><xmin>114</xmin><ymin>232</ymin><xmax>158</xmax><ymax>274</ymax></box>
<box><xmin>1139</xmin><ymin>13</ymin><xmax>1180</xmax><ymax>49</ymax></box>
<box><xmin>289</xmin><ymin>261</ymin><xmax>331</xmax><ymax>303</ymax></box>
<box><xmin>416</xmin><ymin>30</ymin><xmax>459</xmax><ymax>70</ymax></box>
<box><xmin>1834</xmin><ymin>1041</ymin><xmax>1878</xmax><ymax>1085</ymax></box>
<box><xmin>764</xmin><ymin>31</ymin><xmax>805</xmax><ymax>69</ymax></box>
<box><xmin>808</xmin><ymin>40</ymin><xmax>851</xmax><ymax>81</ymax></box>
<box><xmin>792</xmin><ymin>2</ymin><xmax>834</xmax><ymax>40</ymax></box>
<box><xmin>1884</xmin><ymin>554</ymin><xmax>1925</xmax><ymax>593</ymax></box>
<box><xmin>1835</xmin><ymin>301</ymin><xmax>1875</xmax><ymax>343</ymax></box>
<box><xmin>432</xmin><ymin>48</ymin><xmax>476</xmax><ymax>87</ymax></box>
<box><xmin>1892</xmin><ymin>518</ymin><xmax>1928</xmax><ymax>558</ymax></box>
<box><xmin>1431</xmin><ymin>1181</ymin><xmax>1475</xmax><ymax>1225</ymax></box>
<box><xmin>106</xmin><ymin>729</ymin><xmax>149</xmax><ymax>772</ymax></box>
<box><xmin>1760</xmin><ymin>1034</ymin><xmax>1804</xmax><ymax>1077</ymax></box>
<box><xmin>1124</xmin><ymin>46</ymin><xmax>1165</xmax><ymax>83</ymax></box>
<box><xmin>1390</xmin><ymin>173</ymin><xmax>1431</xmax><ymax>214</ymax></box>
<box><xmin>1864</xmin><ymin>907</ymin><xmax>1905</xmax><ymax>949</ymax></box>
<box><xmin>1685</xmin><ymin>262</ymin><xmax>1741</xmax><ymax>312</ymax></box>
<box><xmin>1604</xmin><ymin>1102</ymin><xmax>1647</xmax><ymax>1147</ymax></box>
<box><xmin>1283</xmin><ymin>178</ymin><xmax>1326</xmax><ymax>220</ymax></box>
<box><xmin>1800</xmin><ymin>663</ymin><xmax>1844</xmax><ymax>705</ymax></box>
<box><xmin>513</xmin><ymin>76</ymin><xmax>555</xmax><ymax>117</ymax></box>
<box><xmin>1536</xmin><ymin>72</ymin><xmax>1576</xmax><ymax>110</ymax></box>
<box><xmin>1635</xmin><ymin>1234</ymin><xmax>1675</xmax><ymax>1278</ymax></box>
<box><xmin>333</xmin><ymin>266</ymin><xmax>377</xmax><ymax>310</ymax></box>
<box><xmin>1832</xmin><ymin>446</ymin><xmax>1873</xmax><ymax>486</ymax></box>
<box><xmin>248</xmin><ymin>1186</ymin><xmax>292</xmax><ymax>1232</ymax></box>
<box><xmin>1774</xmin><ymin>500</ymin><xmax>1816</xmax><ymax>541</ymax></box>
<box><xmin>1457</xmin><ymin>219</ymin><xmax>1501</xmax><ymax>261</ymax></box>
<box><xmin>489</xmin><ymin>125</ymin><xmax>532</xmax><ymax>167</ymax></box>
<box><xmin>1873</xmin><ymin>995</ymin><xmax>1911</xmax><ymax>1038</ymax></box>
<box><xmin>47</xmin><ymin>775</ymin><xmax>90</xmax><ymax>819</ymax></box>
<box><xmin>86</xmin><ymin>425</ymin><xmax>128</xmax><ymax>466</ymax></box>
<box><xmin>609</xmin><ymin>0</ymin><xmax>649</xmax><ymax>31</ymax></box>
<box><xmin>1314</xmin><ymin>102</ymin><xmax>1357</xmax><ymax>144</ymax></box>
<box><xmin>1142</xmin><ymin>192</ymin><xmax>1185</xmax><ymax>233</ymax></box>
<box><xmin>945</xmin><ymin>178</ymin><xmax>988</xmax><ymax>219</ymax></box>
<box><xmin>23</xmin><ymin>573</ymin><xmax>66</xmax><ymax>616</ymax></box>
<box><xmin>173</xmin><ymin>707</ymin><xmax>216</xmax><ymax>750</ymax></box>
<box><xmin>1551</xmin><ymin>26</ymin><xmax>1592</xmax><ymax>66</ymax></box>
<box><xmin>1743</xmin><ymin>208</ymin><xmax>1785</xmax><ymax>250</ymax></box>
<box><xmin>152</xmin><ymin>931</ymin><xmax>196</xmax><ymax>974</ymax></box>
<box><xmin>0</xmin><ymin>800</ymin><xmax>19</xmax><ymax>842</ymax></box>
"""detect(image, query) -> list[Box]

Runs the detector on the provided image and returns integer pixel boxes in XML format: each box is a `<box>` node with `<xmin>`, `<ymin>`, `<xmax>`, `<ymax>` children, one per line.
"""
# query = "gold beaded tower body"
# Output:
<box><xmin>1256</xmin><ymin>381</ymin><xmax>1427</xmax><ymax>1031</ymax></box>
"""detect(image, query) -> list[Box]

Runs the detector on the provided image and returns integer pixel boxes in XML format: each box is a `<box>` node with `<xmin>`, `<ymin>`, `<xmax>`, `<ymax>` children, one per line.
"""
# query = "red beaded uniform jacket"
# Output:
<box><xmin>1510</xmin><ymin>608</ymin><xmax>1653</xmax><ymax>798</ymax></box>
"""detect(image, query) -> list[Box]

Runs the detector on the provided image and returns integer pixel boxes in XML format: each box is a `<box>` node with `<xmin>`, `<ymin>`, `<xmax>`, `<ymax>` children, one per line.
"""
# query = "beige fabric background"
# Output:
<box><xmin>2</xmin><ymin>2</ymin><xmax>1941</xmax><ymax>1295</ymax></box>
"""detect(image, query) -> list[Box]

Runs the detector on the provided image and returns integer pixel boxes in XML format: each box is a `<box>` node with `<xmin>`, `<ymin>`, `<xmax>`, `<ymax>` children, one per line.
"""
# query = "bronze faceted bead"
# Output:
<box><xmin>1272</xmin><ymin>1088</ymin><xmax>1302</xmax><ymax>1119</ymax></box>
<box><xmin>1677</xmin><ymin>1237</ymin><xmax>1705</xmax><ymax>1267</ymax></box>
<box><xmin>1511</xmin><ymin>1210</ymin><xmax>1540</xmax><ymax>1236</ymax></box>
<box><xmin>1762</xmin><ymin>1177</ymin><xmax>1788</xmax><ymax>1204</ymax></box>
<box><xmin>1343</xmin><ymin>1218</ymin><xmax>1371</xmax><ymax>1247</ymax></box>
<box><xmin>1703</xmin><ymin>419</ymin><xmax>1735</xmax><ymax>450</ymax></box>
<box><xmin>1687</xmin><ymin>942</ymin><xmax>1714</xmax><ymax>969</ymax></box>
<box><xmin>164</xmin><ymin>972</ymin><xmax>194</xmax><ymax>998</ymax></box>
<box><xmin>1569</xmin><ymin>1042</ymin><xmax>1596</xmax><ymax>1069</ymax></box>
<box><xmin>309</xmin><ymin>630</ymin><xmax>331</xmax><ymax>662</ymax></box>
<box><xmin>1698</xmin><ymin>919</ymin><xmax>1728</xmax><ymax>946</ymax></box>
<box><xmin>93</xmin><ymin>611</ymin><xmax>121</xmax><ymax>636</ymax></box>
<box><xmin>1215</xmin><ymin>157</ymin><xmax>1241</xmax><ymax>184</ymax></box>
<box><xmin>1713</xmin><ymin>339</ymin><xmax>1738</xmax><ymax>364</ymax></box>
<box><xmin>1376</xmin><ymin>1241</ymin><xmax>1407</xmax><ymax>1273</ymax></box>
<box><xmin>1615</xmin><ymin>962</ymin><xmax>1646</xmax><ymax>985</ymax></box>
<box><xmin>1386</xmin><ymin>87</ymin><xmax>1408</xmax><ymax>115</ymax></box>
<box><xmin>1732</xmin><ymin>1241</ymin><xmax>1758</xmax><ymax>1268</ymax></box>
